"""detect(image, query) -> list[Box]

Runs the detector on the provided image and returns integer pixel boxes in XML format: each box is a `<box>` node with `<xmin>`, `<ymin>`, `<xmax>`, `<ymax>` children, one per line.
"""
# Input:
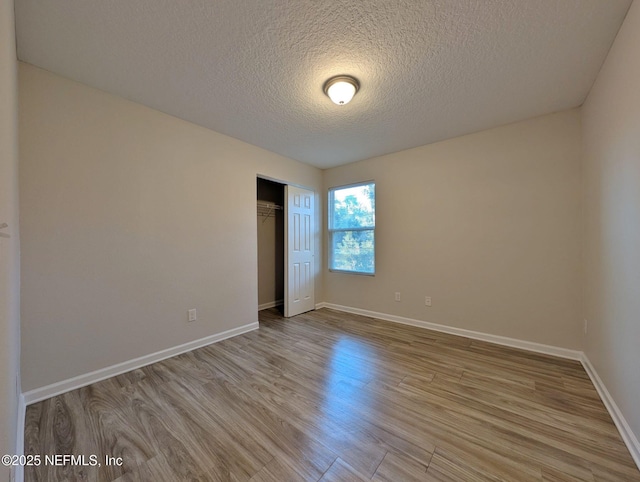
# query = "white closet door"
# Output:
<box><xmin>284</xmin><ymin>185</ymin><xmax>315</xmax><ymax>317</ymax></box>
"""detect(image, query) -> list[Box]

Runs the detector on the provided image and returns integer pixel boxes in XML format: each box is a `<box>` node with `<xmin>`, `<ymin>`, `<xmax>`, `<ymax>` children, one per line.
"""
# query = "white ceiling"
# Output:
<box><xmin>15</xmin><ymin>0</ymin><xmax>632</xmax><ymax>169</ymax></box>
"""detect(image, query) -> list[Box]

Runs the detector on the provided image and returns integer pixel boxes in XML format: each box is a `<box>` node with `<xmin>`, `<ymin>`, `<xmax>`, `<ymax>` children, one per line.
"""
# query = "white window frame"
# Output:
<box><xmin>328</xmin><ymin>181</ymin><xmax>376</xmax><ymax>276</ymax></box>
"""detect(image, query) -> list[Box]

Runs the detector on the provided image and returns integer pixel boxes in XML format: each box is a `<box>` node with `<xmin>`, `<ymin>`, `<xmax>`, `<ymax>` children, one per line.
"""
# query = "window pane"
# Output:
<box><xmin>330</xmin><ymin>183</ymin><xmax>375</xmax><ymax>229</ymax></box>
<box><xmin>331</xmin><ymin>230</ymin><xmax>375</xmax><ymax>274</ymax></box>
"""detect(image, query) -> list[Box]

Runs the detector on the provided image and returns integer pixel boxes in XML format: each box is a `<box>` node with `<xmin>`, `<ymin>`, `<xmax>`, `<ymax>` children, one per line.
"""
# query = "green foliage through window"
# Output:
<box><xmin>329</xmin><ymin>182</ymin><xmax>375</xmax><ymax>274</ymax></box>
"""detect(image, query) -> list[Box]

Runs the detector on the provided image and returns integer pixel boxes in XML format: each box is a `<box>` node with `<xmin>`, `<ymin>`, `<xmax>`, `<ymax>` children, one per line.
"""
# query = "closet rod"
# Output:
<box><xmin>256</xmin><ymin>200</ymin><xmax>283</xmax><ymax>209</ymax></box>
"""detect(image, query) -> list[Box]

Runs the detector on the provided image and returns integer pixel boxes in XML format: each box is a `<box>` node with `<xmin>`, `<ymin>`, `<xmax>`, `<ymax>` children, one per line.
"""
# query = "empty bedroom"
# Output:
<box><xmin>1</xmin><ymin>0</ymin><xmax>639</xmax><ymax>481</ymax></box>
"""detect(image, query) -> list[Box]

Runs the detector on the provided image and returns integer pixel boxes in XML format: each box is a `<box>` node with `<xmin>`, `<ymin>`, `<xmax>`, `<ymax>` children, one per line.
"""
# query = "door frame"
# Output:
<box><xmin>256</xmin><ymin>174</ymin><xmax>318</xmax><ymax>316</ymax></box>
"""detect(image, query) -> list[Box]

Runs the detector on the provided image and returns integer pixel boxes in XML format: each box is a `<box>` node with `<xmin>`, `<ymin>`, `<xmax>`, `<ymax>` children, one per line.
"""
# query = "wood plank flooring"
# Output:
<box><xmin>24</xmin><ymin>308</ymin><xmax>640</xmax><ymax>481</ymax></box>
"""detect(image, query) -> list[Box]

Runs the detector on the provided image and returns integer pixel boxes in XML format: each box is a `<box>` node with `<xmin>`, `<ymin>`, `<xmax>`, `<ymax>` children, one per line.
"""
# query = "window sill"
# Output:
<box><xmin>328</xmin><ymin>269</ymin><xmax>375</xmax><ymax>277</ymax></box>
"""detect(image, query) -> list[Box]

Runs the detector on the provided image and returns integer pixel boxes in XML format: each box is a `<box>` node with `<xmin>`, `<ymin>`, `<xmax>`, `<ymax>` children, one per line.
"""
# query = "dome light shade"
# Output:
<box><xmin>324</xmin><ymin>76</ymin><xmax>360</xmax><ymax>105</ymax></box>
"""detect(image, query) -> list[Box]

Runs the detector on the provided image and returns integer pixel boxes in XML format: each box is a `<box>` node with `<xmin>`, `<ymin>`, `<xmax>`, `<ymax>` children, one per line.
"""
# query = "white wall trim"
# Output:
<box><xmin>320</xmin><ymin>303</ymin><xmax>582</xmax><ymax>360</ymax></box>
<box><xmin>23</xmin><ymin>322</ymin><xmax>259</xmax><ymax>405</ymax></box>
<box><xmin>258</xmin><ymin>300</ymin><xmax>283</xmax><ymax>311</ymax></box>
<box><xmin>581</xmin><ymin>354</ymin><xmax>640</xmax><ymax>469</ymax></box>
<box><xmin>13</xmin><ymin>393</ymin><xmax>25</xmax><ymax>482</ymax></box>
<box><xmin>315</xmin><ymin>302</ymin><xmax>328</xmax><ymax>310</ymax></box>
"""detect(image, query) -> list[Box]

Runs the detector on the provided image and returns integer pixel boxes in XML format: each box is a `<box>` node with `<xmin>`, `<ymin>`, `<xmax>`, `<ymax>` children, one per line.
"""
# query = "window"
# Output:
<box><xmin>328</xmin><ymin>181</ymin><xmax>375</xmax><ymax>275</ymax></box>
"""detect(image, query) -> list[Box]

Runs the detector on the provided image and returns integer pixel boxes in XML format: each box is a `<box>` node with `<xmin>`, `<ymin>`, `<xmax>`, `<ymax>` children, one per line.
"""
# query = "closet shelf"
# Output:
<box><xmin>257</xmin><ymin>200</ymin><xmax>283</xmax><ymax>221</ymax></box>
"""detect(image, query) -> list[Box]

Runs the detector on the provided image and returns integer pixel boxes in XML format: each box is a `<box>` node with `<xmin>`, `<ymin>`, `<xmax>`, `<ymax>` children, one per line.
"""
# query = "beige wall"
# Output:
<box><xmin>324</xmin><ymin>110</ymin><xmax>583</xmax><ymax>349</ymax></box>
<box><xmin>0</xmin><ymin>0</ymin><xmax>21</xmax><ymax>478</ymax></box>
<box><xmin>19</xmin><ymin>63</ymin><xmax>322</xmax><ymax>392</ymax></box>
<box><xmin>582</xmin><ymin>0</ymin><xmax>640</xmax><ymax>440</ymax></box>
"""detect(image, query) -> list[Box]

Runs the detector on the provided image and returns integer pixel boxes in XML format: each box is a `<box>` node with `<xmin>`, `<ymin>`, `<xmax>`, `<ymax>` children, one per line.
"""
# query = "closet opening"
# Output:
<box><xmin>257</xmin><ymin>177</ymin><xmax>285</xmax><ymax>313</ymax></box>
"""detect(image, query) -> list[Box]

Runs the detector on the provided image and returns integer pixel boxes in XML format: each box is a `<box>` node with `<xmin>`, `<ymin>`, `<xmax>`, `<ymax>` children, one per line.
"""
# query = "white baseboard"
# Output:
<box><xmin>23</xmin><ymin>322</ymin><xmax>259</xmax><ymax>405</ymax></box>
<box><xmin>315</xmin><ymin>302</ymin><xmax>327</xmax><ymax>310</ymax></box>
<box><xmin>13</xmin><ymin>393</ymin><xmax>25</xmax><ymax>482</ymax></box>
<box><xmin>320</xmin><ymin>303</ymin><xmax>582</xmax><ymax>360</ymax></box>
<box><xmin>259</xmin><ymin>300</ymin><xmax>283</xmax><ymax>311</ymax></box>
<box><xmin>581</xmin><ymin>354</ymin><xmax>640</xmax><ymax>469</ymax></box>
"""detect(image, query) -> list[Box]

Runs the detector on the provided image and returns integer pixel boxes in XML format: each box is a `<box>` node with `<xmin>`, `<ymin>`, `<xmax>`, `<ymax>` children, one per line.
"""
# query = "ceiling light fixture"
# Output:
<box><xmin>323</xmin><ymin>75</ymin><xmax>360</xmax><ymax>105</ymax></box>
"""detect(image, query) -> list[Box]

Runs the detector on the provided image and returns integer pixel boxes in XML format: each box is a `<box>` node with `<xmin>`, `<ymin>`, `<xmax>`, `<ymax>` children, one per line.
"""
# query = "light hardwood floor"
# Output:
<box><xmin>25</xmin><ymin>308</ymin><xmax>640</xmax><ymax>481</ymax></box>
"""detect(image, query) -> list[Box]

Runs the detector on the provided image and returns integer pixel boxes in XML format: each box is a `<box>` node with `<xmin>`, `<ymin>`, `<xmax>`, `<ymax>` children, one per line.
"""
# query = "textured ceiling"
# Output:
<box><xmin>15</xmin><ymin>0</ymin><xmax>632</xmax><ymax>168</ymax></box>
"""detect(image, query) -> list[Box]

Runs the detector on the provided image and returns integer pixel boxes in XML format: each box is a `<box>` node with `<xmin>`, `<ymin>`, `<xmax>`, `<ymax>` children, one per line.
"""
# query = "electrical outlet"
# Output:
<box><xmin>395</xmin><ymin>292</ymin><xmax>401</xmax><ymax>302</ymax></box>
<box><xmin>188</xmin><ymin>309</ymin><xmax>197</xmax><ymax>322</ymax></box>
<box><xmin>425</xmin><ymin>296</ymin><xmax>432</xmax><ymax>307</ymax></box>
<box><xmin>584</xmin><ymin>319</ymin><xmax>588</xmax><ymax>334</ymax></box>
